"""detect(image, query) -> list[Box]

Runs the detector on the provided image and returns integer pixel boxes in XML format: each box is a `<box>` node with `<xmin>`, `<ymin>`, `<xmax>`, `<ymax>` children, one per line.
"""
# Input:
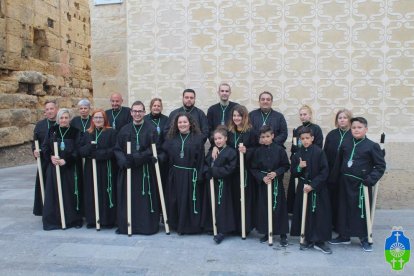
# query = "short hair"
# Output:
<box><xmin>259</xmin><ymin>91</ymin><xmax>273</xmax><ymax>101</ymax></box>
<box><xmin>149</xmin><ymin>98</ymin><xmax>163</xmax><ymax>110</ymax></box>
<box><xmin>131</xmin><ymin>100</ymin><xmax>145</xmax><ymax>111</ymax></box>
<box><xmin>182</xmin><ymin>88</ymin><xmax>196</xmax><ymax>97</ymax></box>
<box><xmin>44</xmin><ymin>100</ymin><xmax>57</xmax><ymax>106</ymax></box>
<box><xmin>213</xmin><ymin>125</ymin><xmax>228</xmax><ymax>138</ymax></box>
<box><xmin>334</xmin><ymin>108</ymin><xmax>353</xmax><ymax>128</ymax></box>
<box><xmin>259</xmin><ymin>125</ymin><xmax>273</xmax><ymax>135</ymax></box>
<box><xmin>56</xmin><ymin>108</ymin><xmax>73</xmax><ymax>122</ymax></box>
<box><xmin>351</xmin><ymin>117</ymin><xmax>368</xmax><ymax>127</ymax></box>
<box><xmin>298</xmin><ymin>126</ymin><xmax>314</xmax><ymax>137</ymax></box>
<box><xmin>77</xmin><ymin>98</ymin><xmax>91</xmax><ymax>107</ymax></box>
<box><xmin>218</xmin><ymin>82</ymin><xmax>231</xmax><ymax>93</ymax></box>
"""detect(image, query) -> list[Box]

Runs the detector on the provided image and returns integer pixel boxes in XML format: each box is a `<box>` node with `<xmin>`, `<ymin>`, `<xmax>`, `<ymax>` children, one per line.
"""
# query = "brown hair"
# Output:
<box><xmin>227</xmin><ymin>105</ymin><xmax>252</xmax><ymax>133</ymax></box>
<box><xmin>167</xmin><ymin>112</ymin><xmax>201</xmax><ymax>139</ymax></box>
<box><xmin>149</xmin><ymin>98</ymin><xmax>163</xmax><ymax>110</ymax></box>
<box><xmin>334</xmin><ymin>108</ymin><xmax>353</xmax><ymax>128</ymax></box>
<box><xmin>87</xmin><ymin>109</ymin><xmax>111</xmax><ymax>133</ymax></box>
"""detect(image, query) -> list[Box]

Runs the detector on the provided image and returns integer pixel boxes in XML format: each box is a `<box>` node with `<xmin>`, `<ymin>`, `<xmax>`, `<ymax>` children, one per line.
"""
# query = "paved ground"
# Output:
<box><xmin>0</xmin><ymin>164</ymin><xmax>412</xmax><ymax>275</ymax></box>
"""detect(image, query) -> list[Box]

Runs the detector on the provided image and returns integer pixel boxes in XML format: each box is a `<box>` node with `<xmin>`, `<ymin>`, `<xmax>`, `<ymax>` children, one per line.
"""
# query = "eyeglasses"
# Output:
<box><xmin>93</xmin><ymin>117</ymin><xmax>104</xmax><ymax>120</ymax></box>
<box><xmin>131</xmin><ymin>110</ymin><xmax>145</xmax><ymax>114</ymax></box>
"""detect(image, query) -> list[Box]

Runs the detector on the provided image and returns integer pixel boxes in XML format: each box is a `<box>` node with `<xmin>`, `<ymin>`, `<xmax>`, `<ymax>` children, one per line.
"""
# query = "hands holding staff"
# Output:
<box><xmin>51</xmin><ymin>156</ymin><xmax>66</xmax><ymax>166</ymax></box>
<box><xmin>299</xmin><ymin>158</ymin><xmax>307</xmax><ymax>168</ymax></box>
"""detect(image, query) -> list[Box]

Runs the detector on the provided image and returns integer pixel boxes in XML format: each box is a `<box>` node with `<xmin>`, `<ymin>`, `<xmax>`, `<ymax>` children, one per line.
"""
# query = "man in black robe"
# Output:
<box><xmin>249</xmin><ymin>91</ymin><xmax>288</xmax><ymax>146</ymax></box>
<box><xmin>105</xmin><ymin>93</ymin><xmax>131</xmax><ymax>132</ymax></box>
<box><xmin>207</xmin><ymin>83</ymin><xmax>238</xmax><ymax>145</ymax></box>
<box><xmin>329</xmin><ymin>117</ymin><xmax>386</xmax><ymax>252</ymax></box>
<box><xmin>164</xmin><ymin>88</ymin><xmax>209</xmax><ymax>141</ymax></box>
<box><xmin>114</xmin><ymin>100</ymin><xmax>160</xmax><ymax>235</ymax></box>
<box><xmin>32</xmin><ymin>100</ymin><xmax>58</xmax><ymax>216</ymax></box>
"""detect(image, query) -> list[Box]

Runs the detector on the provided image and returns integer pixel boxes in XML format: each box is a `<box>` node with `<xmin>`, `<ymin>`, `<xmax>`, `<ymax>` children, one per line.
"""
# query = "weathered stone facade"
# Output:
<box><xmin>0</xmin><ymin>0</ymin><xmax>92</xmax><ymax>165</ymax></box>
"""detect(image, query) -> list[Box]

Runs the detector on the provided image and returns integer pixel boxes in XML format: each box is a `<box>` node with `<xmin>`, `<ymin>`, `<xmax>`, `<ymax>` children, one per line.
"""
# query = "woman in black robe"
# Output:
<box><xmin>290</xmin><ymin>127</ymin><xmax>332</xmax><ymax>253</ymax></box>
<box><xmin>205</xmin><ymin>126</ymin><xmax>237</xmax><ymax>243</ymax></box>
<box><xmin>79</xmin><ymin>109</ymin><xmax>117</xmax><ymax>228</ymax></box>
<box><xmin>162</xmin><ymin>113</ymin><xmax>205</xmax><ymax>234</ymax></box>
<box><xmin>41</xmin><ymin>108</ymin><xmax>83</xmax><ymax>230</ymax></box>
<box><xmin>250</xmin><ymin>125</ymin><xmax>290</xmax><ymax>246</ymax></box>
<box><xmin>287</xmin><ymin>105</ymin><xmax>324</xmax><ymax>213</ymax></box>
<box><xmin>114</xmin><ymin>101</ymin><xmax>160</xmax><ymax>235</ymax></box>
<box><xmin>323</xmin><ymin>109</ymin><xmax>352</xmax><ymax>230</ymax></box>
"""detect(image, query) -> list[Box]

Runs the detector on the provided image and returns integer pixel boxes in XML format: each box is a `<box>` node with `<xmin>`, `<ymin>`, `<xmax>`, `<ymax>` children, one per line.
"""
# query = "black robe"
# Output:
<box><xmin>71</xmin><ymin>115</ymin><xmax>92</xmax><ymax>133</ymax></box>
<box><xmin>114</xmin><ymin>121</ymin><xmax>160</xmax><ymax>235</ymax></box>
<box><xmin>249</xmin><ymin>108</ymin><xmax>288</xmax><ymax>146</ymax></box>
<box><xmin>227</xmin><ymin>129</ymin><xmax>259</xmax><ymax>234</ymax></box>
<box><xmin>32</xmin><ymin>118</ymin><xmax>56</xmax><ymax>216</ymax></box>
<box><xmin>206</xmin><ymin>101</ymin><xmax>238</xmax><ymax>143</ymax></box>
<box><xmin>105</xmin><ymin>106</ymin><xmax>131</xmax><ymax>132</ymax></box>
<box><xmin>79</xmin><ymin>128</ymin><xmax>117</xmax><ymax>227</ymax></box>
<box><xmin>287</xmin><ymin>122</ymin><xmax>324</xmax><ymax>213</ymax></box>
<box><xmin>162</xmin><ymin>133</ymin><xmax>205</xmax><ymax>234</ymax></box>
<box><xmin>41</xmin><ymin>125</ymin><xmax>83</xmax><ymax>230</ymax></box>
<box><xmin>323</xmin><ymin>128</ymin><xmax>352</xmax><ymax>230</ymax></box>
<box><xmin>164</xmin><ymin>106</ymin><xmax>209</xmax><ymax>142</ymax></box>
<box><xmin>331</xmin><ymin>137</ymin><xmax>386</xmax><ymax>239</ymax></box>
<box><xmin>204</xmin><ymin>146</ymin><xmax>237</xmax><ymax>234</ymax></box>
<box><xmin>290</xmin><ymin>145</ymin><xmax>332</xmax><ymax>243</ymax></box>
<box><xmin>250</xmin><ymin>143</ymin><xmax>290</xmax><ymax>236</ymax></box>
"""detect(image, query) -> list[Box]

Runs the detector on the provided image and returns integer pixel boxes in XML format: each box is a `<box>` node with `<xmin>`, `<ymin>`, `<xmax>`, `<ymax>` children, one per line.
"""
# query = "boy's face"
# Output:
<box><xmin>260</xmin><ymin>131</ymin><xmax>274</xmax><ymax>145</ymax></box>
<box><xmin>300</xmin><ymin>133</ymin><xmax>314</xmax><ymax>148</ymax></box>
<box><xmin>351</xmin><ymin>121</ymin><xmax>368</xmax><ymax>139</ymax></box>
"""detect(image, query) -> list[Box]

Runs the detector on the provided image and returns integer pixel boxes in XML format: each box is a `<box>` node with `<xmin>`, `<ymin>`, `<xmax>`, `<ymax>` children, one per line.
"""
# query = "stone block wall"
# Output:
<box><xmin>0</xmin><ymin>0</ymin><xmax>92</xmax><ymax>166</ymax></box>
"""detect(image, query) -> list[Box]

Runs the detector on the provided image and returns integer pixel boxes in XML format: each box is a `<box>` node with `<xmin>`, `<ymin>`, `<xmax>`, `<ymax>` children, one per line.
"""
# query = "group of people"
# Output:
<box><xmin>32</xmin><ymin>83</ymin><xmax>386</xmax><ymax>254</ymax></box>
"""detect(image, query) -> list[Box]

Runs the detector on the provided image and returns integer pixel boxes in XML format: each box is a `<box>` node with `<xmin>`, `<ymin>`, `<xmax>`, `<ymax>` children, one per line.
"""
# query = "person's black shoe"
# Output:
<box><xmin>214</xmin><ymin>233</ymin><xmax>225</xmax><ymax>244</ymax></box>
<box><xmin>279</xmin><ymin>235</ymin><xmax>288</xmax><ymax>247</ymax></box>
<box><xmin>300</xmin><ymin>240</ymin><xmax>314</xmax><ymax>250</ymax></box>
<box><xmin>314</xmin><ymin>242</ymin><xmax>332</xmax><ymax>254</ymax></box>
<box><xmin>360</xmin><ymin>240</ymin><xmax>373</xmax><ymax>252</ymax></box>
<box><xmin>115</xmin><ymin>228</ymin><xmax>121</xmax><ymax>234</ymax></box>
<box><xmin>74</xmin><ymin>224</ymin><xmax>83</xmax><ymax>229</ymax></box>
<box><xmin>329</xmin><ymin>235</ymin><xmax>351</xmax><ymax>245</ymax></box>
<box><xmin>260</xmin><ymin>234</ymin><xmax>269</xmax><ymax>243</ymax></box>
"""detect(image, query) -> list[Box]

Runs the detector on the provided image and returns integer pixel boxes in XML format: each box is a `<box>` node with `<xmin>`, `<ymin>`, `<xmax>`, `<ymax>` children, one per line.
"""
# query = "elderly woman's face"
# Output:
<box><xmin>59</xmin><ymin>112</ymin><xmax>70</xmax><ymax>127</ymax></box>
<box><xmin>79</xmin><ymin>105</ymin><xmax>90</xmax><ymax>118</ymax></box>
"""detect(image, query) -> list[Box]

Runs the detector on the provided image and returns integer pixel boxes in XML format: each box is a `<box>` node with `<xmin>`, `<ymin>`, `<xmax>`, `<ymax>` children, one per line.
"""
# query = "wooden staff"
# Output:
<box><xmin>151</xmin><ymin>143</ymin><xmax>170</xmax><ymax>234</ymax></box>
<box><xmin>35</xmin><ymin>140</ymin><xmax>45</xmax><ymax>205</ymax></box>
<box><xmin>362</xmin><ymin>169</ymin><xmax>373</xmax><ymax>243</ymax></box>
<box><xmin>292</xmin><ymin>134</ymin><xmax>299</xmax><ymax>192</ymax></box>
<box><xmin>300</xmin><ymin>191</ymin><xmax>308</xmax><ymax>245</ymax></box>
<box><xmin>239</xmin><ymin>143</ymin><xmax>246</xmax><ymax>240</ymax></box>
<box><xmin>53</xmin><ymin>142</ymin><xmax>66</xmax><ymax>229</ymax></box>
<box><xmin>91</xmin><ymin>141</ymin><xmax>100</xmax><ymax>231</ymax></box>
<box><xmin>210</xmin><ymin>177</ymin><xmax>218</xmax><ymax>237</ymax></box>
<box><xmin>371</xmin><ymin>133</ymin><xmax>385</xmax><ymax>226</ymax></box>
<box><xmin>127</xmin><ymin>141</ymin><xmax>132</xmax><ymax>236</ymax></box>
<box><xmin>267</xmin><ymin>179</ymin><xmax>273</xmax><ymax>246</ymax></box>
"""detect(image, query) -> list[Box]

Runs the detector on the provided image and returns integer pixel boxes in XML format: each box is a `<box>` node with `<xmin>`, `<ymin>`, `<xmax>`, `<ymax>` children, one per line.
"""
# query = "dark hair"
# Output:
<box><xmin>213</xmin><ymin>125</ymin><xmax>228</xmax><ymax>138</ymax></box>
<box><xmin>259</xmin><ymin>91</ymin><xmax>273</xmax><ymax>101</ymax></box>
<box><xmin>259</xmin><ymin>125</ymin><xmax>273</xmax><ymax>135</ymax></box>
<box><xmin>182</xmin><ymin>88</ymin><xmax>196</xmax><ymax>97</ymax></box>
<box><xmin>298</xmin><ymin>126</ymin><xmax>314</xmax><ymax>137</ymax></box>
<box><xmin>351</xmin><ymin>117</ymin><xmax>368</xmax><ymax>127</ymax></box>
<box><xmin>167</xmin><ymin>112</ymin><xmax>201</xmax><ymax>138</ymax></box>
<box><xmin>45</xmin><ymin>100</ymin><xmax>57</xmax><ymax>106</ymax></box>
<box><xmin>131</xmin><ymin>100</ymin><xmax>145</xmax><ymax>110</ymax></box>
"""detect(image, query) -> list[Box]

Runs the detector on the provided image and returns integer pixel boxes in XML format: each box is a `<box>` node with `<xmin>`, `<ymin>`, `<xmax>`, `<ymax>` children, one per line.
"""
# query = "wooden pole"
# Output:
<box><xmin>151</xmin><ymin>143</ymin><xmax>170</xmax><ymax>234</ymax></box>
<box><xmin>239</xmin><ymin>143</ymin><xmax>246</xmax><ymax>240</ymax></box>
<box><xmin>293</xmin><ymin>136</ymin><xmax>299</xmax><ymax>192</ymax></box>
<box><xmin>53</xmin><ymin>142</ymin><xmax>66</xmax><ymax>229</ymax></box>
<box><xmin>371</xmin><ymin>133</ymin><xmax>385</xmax><ymax>227</ymax></box>
<box><xmin>127</xmin><ymin>141</ymin><xmax>132</xmax><ymax>236</ymax></box>
<box><xmin>363</xmin><ymin>185</ymin><xmax>373</xmax><ymax>243</ymax></box>
<box><xmin>300</xmin><ymin>192</ymin><xmax>308</xmax><ymax>245</ymax></box>
<box><xmin>267</xmin><ymin>182</ymin><xmax>273</xmax><ymax>246</ymax></box>
<box><xmin>210</xmin><ymin>178</ymin><xmax>218</xmax><ymax>237</ymax></box>
<box><xmin>91</xmin><ymin>141</ymin><xmax>100</xmax><ymax>231</ymax></box>
<box><xmin>35</xmin><ymin>140</ymin><xmax>45</xmax><ymax>205</ymax></box>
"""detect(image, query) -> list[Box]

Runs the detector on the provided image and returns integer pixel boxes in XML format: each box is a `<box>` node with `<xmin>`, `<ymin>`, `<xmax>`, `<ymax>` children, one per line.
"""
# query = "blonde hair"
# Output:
<box><xmin>334</xmin><ymin>109</ymin><xmax>353</xmax><ymax>128</ymax></box>
<box><xmin>299</xmin><ymin>104</ymin><xmax>313</xmax><ymax>122</ymax></box>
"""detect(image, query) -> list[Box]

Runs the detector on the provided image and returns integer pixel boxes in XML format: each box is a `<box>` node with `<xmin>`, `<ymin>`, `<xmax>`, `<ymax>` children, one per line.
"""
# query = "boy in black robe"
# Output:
<box><xmin>329</xmin><ymin>117</ymin><xmax>386</xmax><ymax>252</ymax></box>
<box><xmin>250</xmin><ymin>125</ymin><xmax>290</xmax><ymax>246</ymax></box>
<box><xmin>290</xmin><ymin>127</ymin><xmax>332</xmax><ymax>254</ymax></box>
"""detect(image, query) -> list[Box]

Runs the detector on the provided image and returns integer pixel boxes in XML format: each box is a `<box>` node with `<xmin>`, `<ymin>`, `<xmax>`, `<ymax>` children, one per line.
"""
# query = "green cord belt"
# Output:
<box><xmin>141</xmin><ymin>164</ymin><xmax>154</xmax><ymax>213</ymax></box>
<box><xmin>217</xmin><ymin>179</ymin><xmax>224</xmax><ymax>205</ymax></box>
<box><xmin>344</xmin><ymin>173</ymin><xmax>365</xmax><ymax>218</ymax></box>
<box><xmin>260</xmin><ymin>171</ymin><xmax>278</xmax><ymax>210</ymax></box>
<box><xmin>74</xmin><ymin>164</ymin><xmax>79</xmax><ymax>211</ymax></box>
<box><xmin>107</xmin><ymin>160</ymin><xmax>114</xmax><ymax>208</ymax></box>
<box><xmin>300</xmin><ymin>176</ymin><xmax>316</xmax><ymax>212</ymax></box>
<box><xmin>173</xmin><ymin>165</ymin><xmax>198</xmax><ymax>214</ymax></box>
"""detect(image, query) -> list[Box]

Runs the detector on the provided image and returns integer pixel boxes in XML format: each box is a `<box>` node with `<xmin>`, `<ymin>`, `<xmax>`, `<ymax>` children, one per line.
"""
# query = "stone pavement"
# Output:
<box><xmin>0</xmin><ymin>164</ymin><xmax>412</xmax><ymax>275</ymax></box>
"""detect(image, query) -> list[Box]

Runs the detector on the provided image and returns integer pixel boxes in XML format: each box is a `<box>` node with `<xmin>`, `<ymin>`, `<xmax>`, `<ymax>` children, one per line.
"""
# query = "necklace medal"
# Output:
<box><xmin>347</xmin><ymin>160</ymin><xmax>353</xmax><ymax>168</ymax></box>
<box><xmin>60</xmin><ymin>141</ymin><xmax>65</xmax><ymax>151</ymax></box>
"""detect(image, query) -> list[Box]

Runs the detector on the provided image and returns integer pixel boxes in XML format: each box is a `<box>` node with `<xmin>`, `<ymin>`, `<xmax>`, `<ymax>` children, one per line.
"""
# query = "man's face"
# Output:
<box><xmin>45</xmin><ymin>103</ymin><xmax>57</xmax><ymax>120</ymax></box>
<box><xmin>79</xmin><ymin>105</ymin><xmax>90</xmax><ymax>118</ymax></box>
<box><xmin>351</xmin><ymin>121</ymin><xmax>368</xmax><ymax>139</ymax></box>
<box><xmin>130</xmin><ymin>105</ymin><xmax>145</xmax><ymax>124</ymax></box>
<box><xmin>259</xmin><ymin>94</ymin><xmax>272</xmax><ymax>110</ymax></box>
<box><xmin>218</xmin><ymin>85</ymin><xmax>231</xmax><ymax>102</ymax></box>
<box><xmin>110</xmin><ymin>95</ymin><xmax>123</xmax><ymax>110</ymax></box>
<box><xmin>182</xmin><ymin>92</ymin><xmax>195</xmax><ymax>108</ymax></box>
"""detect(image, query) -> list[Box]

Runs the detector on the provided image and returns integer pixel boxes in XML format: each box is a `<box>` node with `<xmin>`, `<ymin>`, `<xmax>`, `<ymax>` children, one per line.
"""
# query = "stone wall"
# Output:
<box><xmin>0</xmin><ymin>0</ymin><xmax>92</xmax><ymax>165</ymax></box>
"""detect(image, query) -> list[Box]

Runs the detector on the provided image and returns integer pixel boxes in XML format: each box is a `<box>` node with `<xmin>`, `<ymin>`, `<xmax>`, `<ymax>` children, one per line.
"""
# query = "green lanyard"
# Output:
<box><xmin>347</xmin><ymin>137</ymin><xmax>365</xmax><ymax>167</ymax></box>
<box><xmin>179</xmin><ymin>132</ymin><xmax>190</xmax><ymax>158</ymax></box>
<box><xmin>182</xmin><ymin>106</ymin><xmax>194</xmax><ymax>114</ymax></box>
<box><xmin>95</xmin><ymin>128</ymin><xmax>103</xmax><ymax>143</ymax></box>
<box><xmin>133</xmin><ymin>122</ymin><xmax>144</xmax><ymax>151</ymax></box>
<box><xmin>220</xmin><ymin>104</ymin><xmax>228</xmax><ymax>125</ymax></box>
<box><xmin>111</xmin><ymin>107</ymin><xmax>122</xmax><ymax>129</ymax></box>
<box><xmin>261</xmin><ymin>111</ymin><xmax>271</xmax><ymax>126</ymax></box>
<box><xmin>58</xmin><ymin>126</ymin><xmax>70</xmax><ymax>151</ymax></box>
<box><xmin>337</xmin><ymin>128</ymin><xmax>349</xmax><ymax>151</ymax></box>
<box><xmin>233</xmin><ymin>131</ymin><xmax>241</xmax><ymax>149</ymax></box>
<box><xmin>81</xmin><ymin>116</ymin><xmax>90</xmax><ymax>132</ymax></box>
<box><xmin>47</xmin><ymin>119</ymin><xmax>56</xmax><ymax>129</ymax></box>
<box><xmin>151</xmin><ymin>117</ymin><xmax>161</xmax><ymax>134</ymax></box>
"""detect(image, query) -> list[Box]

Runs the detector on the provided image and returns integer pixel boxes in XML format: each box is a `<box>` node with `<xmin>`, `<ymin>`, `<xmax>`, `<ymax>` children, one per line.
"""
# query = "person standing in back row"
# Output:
<box><xmin>105</xmin><ymin>93</ymin><xmax>131</xmax><ymax>132</ymax></box>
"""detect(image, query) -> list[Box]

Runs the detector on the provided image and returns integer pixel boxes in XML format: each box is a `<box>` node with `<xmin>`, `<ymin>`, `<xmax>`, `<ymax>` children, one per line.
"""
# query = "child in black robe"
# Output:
<box><xmin>290</xmin><ymin>127</ymin><xmax>332</xmax><ymax>254</ymax></box>
<box><xmin>250</xmin><ymin>125</ymin><xmax>290</xmax><ymax>246</ymax></box>
<box><xmin>205</xmin><ymin>126</ymin><xmax>237</xmax><ymax>244</ymax></box>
